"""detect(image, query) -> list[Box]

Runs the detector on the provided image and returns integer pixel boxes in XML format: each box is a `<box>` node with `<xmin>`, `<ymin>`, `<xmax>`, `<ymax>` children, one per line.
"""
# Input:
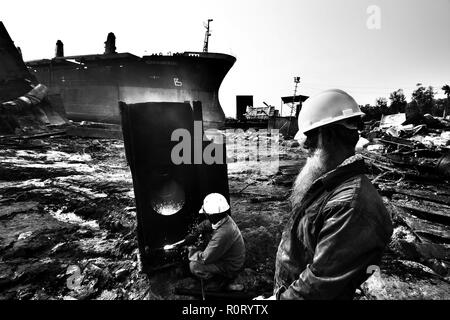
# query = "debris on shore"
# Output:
<box><xmin>0</xmin><ymin>124</ymin><xmax>449</xmax><ymax>299</ymax></box>
<box><xmin>357</xmin><ymin>113</ymin><xmax>450</xmax><ymax>299</ymax></box>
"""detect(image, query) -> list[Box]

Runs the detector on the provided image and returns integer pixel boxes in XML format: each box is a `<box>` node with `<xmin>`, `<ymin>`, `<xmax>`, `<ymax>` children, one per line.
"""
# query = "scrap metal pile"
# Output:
<box><xmin>361</xmin><ymin>113</ymin><xmax>450</xmax><ymax>180</ymax></box>
<box><xmin>357</xmin><ymin>113</ymin><xmax>450</xmax><ymax>295</ymax></box>
<box><xmin>0</xmin><ymin>83</ymin><xmax>68</xmax><ymax>137</ymax></box>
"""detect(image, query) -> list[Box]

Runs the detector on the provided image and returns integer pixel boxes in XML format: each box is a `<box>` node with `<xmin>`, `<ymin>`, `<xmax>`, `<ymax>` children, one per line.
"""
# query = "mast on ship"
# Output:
<box><xmin>203</xmin><ymin>19</ymin><xmax>213</xmax><ymax>53</ymax></box>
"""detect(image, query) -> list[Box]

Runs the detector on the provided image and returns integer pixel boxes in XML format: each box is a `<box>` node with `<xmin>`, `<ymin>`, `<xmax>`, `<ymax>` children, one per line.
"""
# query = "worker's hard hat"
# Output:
<box><xmin>294</xmin><ymin>89</ymin><xmax>364</xmax><ymax>139</ymax></box>
<box><xmin>199</xmin><ymin>193</ymin><xmax>230</xmax><ymax>215</ymax></box>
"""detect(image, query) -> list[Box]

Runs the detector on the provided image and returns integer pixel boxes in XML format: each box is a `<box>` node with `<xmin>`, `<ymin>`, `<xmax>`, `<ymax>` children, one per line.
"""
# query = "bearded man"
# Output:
<box><xmin>271</xmin><ymin>89</ymin><xmax>393</xmax><ymax>300</ymax></box>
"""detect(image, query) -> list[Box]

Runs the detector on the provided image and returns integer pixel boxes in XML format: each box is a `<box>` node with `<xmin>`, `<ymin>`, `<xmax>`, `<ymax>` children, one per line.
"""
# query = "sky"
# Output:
<box><xmin>2</xmin><ymin>0</ymin><xmax>449</xmax><ymax>117</ymax></box>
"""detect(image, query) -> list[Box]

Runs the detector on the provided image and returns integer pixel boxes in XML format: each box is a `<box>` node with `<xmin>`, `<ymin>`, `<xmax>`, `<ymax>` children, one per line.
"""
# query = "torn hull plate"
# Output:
<box><xmin>120</xmin><ymin>101</ymin><xmax>229</xmax><ymax>273</ymax></box>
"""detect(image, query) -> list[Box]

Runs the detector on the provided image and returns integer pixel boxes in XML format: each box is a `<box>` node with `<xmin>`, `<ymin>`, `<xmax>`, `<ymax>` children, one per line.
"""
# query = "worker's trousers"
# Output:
<box><xmin>189</xmin><ymin>261</ymin><xmax>225</xmax><ymax>280</ymax></box>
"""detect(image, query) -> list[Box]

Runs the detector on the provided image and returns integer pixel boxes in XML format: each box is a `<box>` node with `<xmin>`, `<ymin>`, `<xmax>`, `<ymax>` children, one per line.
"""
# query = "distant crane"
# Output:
<box><xmin>289</xmin><ymin>77</ymin><xmax>301</xmax><ymax>118</ymax></box>
<box><xmin>287</xmin><ymin>76</ymin><xmax>301</xmax><ymax>137</ymax></box>
<box><xmin>203</xmin><ymin>19</ymin><xmax>213</xmax><ymax>53</ymax></box>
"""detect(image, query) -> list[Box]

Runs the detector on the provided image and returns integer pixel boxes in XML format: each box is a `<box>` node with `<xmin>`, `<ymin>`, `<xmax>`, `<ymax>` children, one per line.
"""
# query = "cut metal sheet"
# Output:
<box><xmin>120</xmin><ymin>101</ymin><xmax>229</xmax><ymax>273</ymax></box>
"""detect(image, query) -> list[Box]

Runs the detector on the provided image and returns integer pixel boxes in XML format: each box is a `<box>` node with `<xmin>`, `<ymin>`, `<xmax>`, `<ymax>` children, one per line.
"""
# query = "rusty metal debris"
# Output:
<box><xmin>359</xmin><ymin>114</ymin><xmax>450</xmax><ymax>283</ymax></box>
<box><xmin>361</xmin><ymin>112</ymin><xmax>450</xmax><ymax>180</ymax></box>
<box><xmin>0</xmin><ymin>84</ymin><xmax>68</xmax><ymax>135</ymax></box>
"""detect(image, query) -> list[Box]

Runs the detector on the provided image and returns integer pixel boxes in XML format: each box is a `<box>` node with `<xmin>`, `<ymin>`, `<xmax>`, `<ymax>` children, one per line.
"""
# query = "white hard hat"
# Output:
<box><xmin>294</xmin><ymin>89</ymin><xmax>364</xmax><ymax>139</ymax></box>
<box><xmin>199</xmin><ymin>193</ymin><xmax>230</xmax><ymax>215</ymax></box>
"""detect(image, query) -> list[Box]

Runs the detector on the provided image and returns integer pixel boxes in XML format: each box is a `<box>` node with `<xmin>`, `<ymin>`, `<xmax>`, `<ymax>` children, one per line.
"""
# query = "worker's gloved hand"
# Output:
<box><xmin>184</xmin><ymin>233</ymin><xmax>198</xmax><ymax>246</ymax></box>
<box><xmin>187</xmin><ymin>245</ymin><xmax>197</xmax><ymax>254</ymax></box>
<box><xmin>187</xmin><ymin>246</ymin><xmax>198</xmax><ymax>260</ymax></box>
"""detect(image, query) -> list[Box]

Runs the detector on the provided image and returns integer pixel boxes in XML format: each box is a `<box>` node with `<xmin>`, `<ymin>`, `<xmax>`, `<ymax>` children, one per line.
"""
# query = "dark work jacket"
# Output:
<box><xmin>274</xmin><ymin>156</ymin><xmax>393</xmax><ymax>300</ymax></box>
<box><xmin>189</xmin><ymin>216</ymin><xmax>246</xmax><ymax>277</ymax></box>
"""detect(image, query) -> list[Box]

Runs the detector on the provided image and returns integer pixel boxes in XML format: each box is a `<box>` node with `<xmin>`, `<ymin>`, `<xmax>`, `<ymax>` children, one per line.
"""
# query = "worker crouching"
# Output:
<box><xmin>186</xmin><ymin>193</ymin><xmax>245</xmax><ymax>285</ymax></box>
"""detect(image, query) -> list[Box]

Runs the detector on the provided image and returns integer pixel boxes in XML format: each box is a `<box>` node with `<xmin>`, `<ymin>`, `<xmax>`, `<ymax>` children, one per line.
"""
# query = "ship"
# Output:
<box><xmin>25</xmin><ymin>23</ymin><xmax>235</xmax><ymax>129</ymax></box>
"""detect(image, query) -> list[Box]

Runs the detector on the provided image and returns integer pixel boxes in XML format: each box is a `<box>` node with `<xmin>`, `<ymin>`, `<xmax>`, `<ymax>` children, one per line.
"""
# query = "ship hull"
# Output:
<box><xmin>26</xmin><ymin>52</ymin><xmax>236</xmax><ymax>128</ymax></box>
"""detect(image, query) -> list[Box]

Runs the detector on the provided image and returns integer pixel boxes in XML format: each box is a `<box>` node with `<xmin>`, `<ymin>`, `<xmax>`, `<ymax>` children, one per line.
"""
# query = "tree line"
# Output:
<box><xmin>360</xmin><ymin>84</ymin><xmax>450</xmax><ymax>121</ymax></box>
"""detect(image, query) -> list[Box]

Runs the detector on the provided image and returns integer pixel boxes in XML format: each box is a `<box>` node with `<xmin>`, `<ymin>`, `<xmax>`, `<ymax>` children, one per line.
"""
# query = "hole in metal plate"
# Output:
<box><xmin>150</xmin><ymin>172</ymin><xmax>185</xmax><ymax>216</ymax></box>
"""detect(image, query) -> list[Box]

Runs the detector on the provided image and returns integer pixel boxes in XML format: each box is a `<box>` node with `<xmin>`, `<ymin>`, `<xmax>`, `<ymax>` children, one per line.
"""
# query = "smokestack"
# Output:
<box><xmin>55</xmin><ymin>40</ymin><xmax>64</xmax><ymax>57</ymax></box>
<box><xmin>104</xmin><ymin>32</ymin><xmax>116</xmax><ymax>54</ymax></box>
<box><xmin>236</xmin><ymin>95</ymin><xmax>253</xmax><ymax>121</ymax></box>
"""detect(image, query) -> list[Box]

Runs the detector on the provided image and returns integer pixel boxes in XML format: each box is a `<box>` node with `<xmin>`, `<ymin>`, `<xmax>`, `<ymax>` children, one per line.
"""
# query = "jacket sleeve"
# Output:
<box><xmin>279</xmin><ymin>203</ymin><xmax>386</xmax><ymax>300</ymax></box>
<box><xmin>189</xmin><ymin>228</ymin><xmax>234</xmax><ymax>264</ymax></box>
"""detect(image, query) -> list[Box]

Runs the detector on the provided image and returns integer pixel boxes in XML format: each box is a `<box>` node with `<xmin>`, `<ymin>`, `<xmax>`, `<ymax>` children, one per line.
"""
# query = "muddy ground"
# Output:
<box><xmin>0</xmin><ymin>133</ymin><xmax>449</xmax><ymax>300</ymax></box>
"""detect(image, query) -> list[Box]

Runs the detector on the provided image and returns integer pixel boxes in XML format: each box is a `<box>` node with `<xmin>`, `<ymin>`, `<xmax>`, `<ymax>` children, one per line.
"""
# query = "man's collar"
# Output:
<box><xmin>312</xmin><ymin>154</ymin><xmax>367</xmax><ymax>191</ymax></box>
<box><xmin>212</xmin><ymin>215</ymin><xmax>229</xmax><ymax>230</ymax></box>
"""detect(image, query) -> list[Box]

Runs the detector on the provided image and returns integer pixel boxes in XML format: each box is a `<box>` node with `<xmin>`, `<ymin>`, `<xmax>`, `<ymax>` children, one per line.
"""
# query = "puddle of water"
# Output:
<box><xmin>18</xmin><ymin>231</ymin><xmax>33</xmax><ymax>240</ymax></box>
<box><xmin>50</xmin><ymin>209</ymin><xmax>99</xmax><ymax>230</ymax></box>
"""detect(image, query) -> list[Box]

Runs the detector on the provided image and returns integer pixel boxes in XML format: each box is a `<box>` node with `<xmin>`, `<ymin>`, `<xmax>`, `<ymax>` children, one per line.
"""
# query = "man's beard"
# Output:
<box><xmin>289</xmin><ymin>147</ymin><xmax>330</xmax><ymax>211</ymax></box>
